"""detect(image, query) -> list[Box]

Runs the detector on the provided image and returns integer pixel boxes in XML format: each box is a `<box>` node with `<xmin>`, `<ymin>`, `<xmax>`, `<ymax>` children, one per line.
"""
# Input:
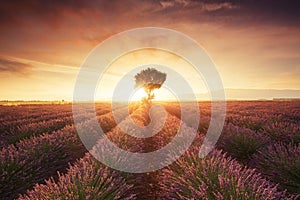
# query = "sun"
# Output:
<box><xmin>130</xmin><ymin>87</ymin><xmax>176</xmax><ymax>102</ymax></box>
<box><xmin>130</xmin><ymin>88</ymin><xmax>147</xmax><ymax>101</ymax></box>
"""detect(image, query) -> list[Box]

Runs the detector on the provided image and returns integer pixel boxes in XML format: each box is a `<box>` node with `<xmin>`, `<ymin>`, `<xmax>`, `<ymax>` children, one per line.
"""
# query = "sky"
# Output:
<box><xmin>0</xmin><ymin>0</ymin><xmax>300</xmax><ymax>100</ymax></box>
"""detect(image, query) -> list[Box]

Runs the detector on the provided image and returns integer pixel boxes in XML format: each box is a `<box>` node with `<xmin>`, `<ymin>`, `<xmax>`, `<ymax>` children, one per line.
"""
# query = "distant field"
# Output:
<box><xmin>0</xmin><ymin>101</ymin><xmax>70</xmax><ymax>106</ymax></box>
<box><xmin>0</xmin><ymin>101</ymin><xmax>299</xmax><ymax>199</ymax></box>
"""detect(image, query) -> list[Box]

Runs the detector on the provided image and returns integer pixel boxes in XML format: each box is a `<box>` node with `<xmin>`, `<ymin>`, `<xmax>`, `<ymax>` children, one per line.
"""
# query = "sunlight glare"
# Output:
<box><xmin>130</xmin><ymin>87</ymin><xmax>176</xmax><ymax>102</ymax></box>
<box><xmin>130</xmin><ymin>88</ymin><xmax>147</xmax><ymax>101</ymax></box>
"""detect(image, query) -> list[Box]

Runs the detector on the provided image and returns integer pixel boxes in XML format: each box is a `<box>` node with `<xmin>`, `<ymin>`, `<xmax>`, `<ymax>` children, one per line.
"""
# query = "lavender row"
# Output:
<box><xmin>0</xmin><ymin>110</ymin><xmax>72</xmax><ymax>134</ymax></box>
<box><xmin>250</xmin><ymin>142</ymin><xmax>300</xmax><ymax>194</ymax></box>
<box><xmin>0</xmin><ymin>103</ymin><xmax>115</xmax><ymax>124</ymax></box>
<box><xmin>0</xmin><ymin>117</ymin><xmax>74</xmax><ymax>148</ymax></box>
<box><xmin>216</xmin><ymin>123</ymin><xmax>271</xmax><ymax>163</ymax></box>
<box><xmin>1</xmin><ymin>104</ymin><xmax>138</xmax><ymax>199</ymax></box>
<box><xmin>163</xmin><ymin>102</ymin><xmax>211</xmax><ymax>133</ymax></box>
<box><xmin>74</xmin><ymin>104</ymin><xmax>139</xmax><ymax>150</ymax></box>
<box><xmin>159</xmin><ymin>148</ymin><xmax>297</xmax><ymax>199</ymax></box>
<box><xmin>165</xmin><ymin>102</ymin><xmax>299</xmax><ymax>145</ymax></box>
<box><xmin>0</xmin><ymin>104</ymin><xmax>73</xmax><ymax>125</ymax></box>
<box><xmin>0</xmin><ymin>103</ymin><xmax>114</xmax><ymax>135</ymax></box>
<box><xmin>165</xmin><ymin>105</ymin><xmax>300</xmax><ymax>195</ymax></box>
<box><xmin>18</xmin><ymin>104</ymin><xmax>144</xmax><ymax>199</ymax></box>
<box><xmin>0</xmin><ymin>125</ymin><xmax>86</xmax><ymax>199</ymax></box>
<box><xmin>18</xmin><ymin>153</ymin><xmax>135</xmax><ymax>200</ymax></box>
<box><xmin>0</xmin><ymin>103</ymin><xmax>128</xmax><ymax>149</ymax></box>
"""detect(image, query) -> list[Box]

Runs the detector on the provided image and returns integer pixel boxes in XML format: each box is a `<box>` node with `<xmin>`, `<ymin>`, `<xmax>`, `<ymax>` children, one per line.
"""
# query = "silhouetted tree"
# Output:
<box><xmin>134</xmin><ymin>68</ymin><xmax>167</xmax><ymax>101</ymax></box>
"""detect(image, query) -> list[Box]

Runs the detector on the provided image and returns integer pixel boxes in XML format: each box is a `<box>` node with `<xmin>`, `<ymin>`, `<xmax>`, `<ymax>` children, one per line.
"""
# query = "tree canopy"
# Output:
<box><xmin>134</xmin><ymin>68</ymin><xmax>167</xmax><ymax>101</ymax></box>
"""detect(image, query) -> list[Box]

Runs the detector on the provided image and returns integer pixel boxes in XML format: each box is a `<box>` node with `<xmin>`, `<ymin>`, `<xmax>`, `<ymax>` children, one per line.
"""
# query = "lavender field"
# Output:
<box><xmin>0</xmin><ymin>101</ymin><xmax>299</xmax><ymax>199</ymax></box>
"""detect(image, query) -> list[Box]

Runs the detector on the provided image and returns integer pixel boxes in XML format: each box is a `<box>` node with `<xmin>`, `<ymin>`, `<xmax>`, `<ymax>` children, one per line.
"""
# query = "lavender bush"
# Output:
<box><xmin>262</xmin><ymin>121</ymin><xmax>300</xmax><ymax>144</ymax></box>
<box><xmin>160</xmin><ymin>149</ymin><xmax>295</xmax><ymax>199</ymax></box>
<box><xmin>217</xmin><ymin>123</ymin><xmax>271</xmax><ymax>163</ymax></box>
<box><xmin>19</xmin><ymin>153</ymin><xmax>135</xmax><ymax>200</ymax></box>
<box><xmin>251</xmin><ymin>142</ymin><xmax>300</xmax><ymax>194</ymax></box>
<box><xmin>0</xmin><ymin>125</ymin><xmax>86</xmax><ymax>199</ymax></box>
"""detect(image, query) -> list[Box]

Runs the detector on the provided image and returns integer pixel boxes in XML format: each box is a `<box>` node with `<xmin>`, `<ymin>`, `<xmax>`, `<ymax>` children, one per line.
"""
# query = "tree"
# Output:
<box><xmin>134</xmin><ymin>68</ymin><xmax>167</xmax><ymax>101</ymax></box>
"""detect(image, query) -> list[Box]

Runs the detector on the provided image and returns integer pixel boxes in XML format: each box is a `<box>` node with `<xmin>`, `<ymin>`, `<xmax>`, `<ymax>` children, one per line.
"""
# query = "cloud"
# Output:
<box><xmin>0</xmin><ymin>57</ymin><xmax>32</xmax><ymax>74</ymax></box>
<box><xmin>159</xmin><ymin>0</ymin><xmax>237</xmax><ymax>11</ymax></box>
<box><xmin>160</xmin><ymin>1</ymin><xmax>176</xmax><ymax>9</ymax></box>
<box><xmin>201</xmin><ymin>2</ymin><xmax>236</xmax><ymax>11</ymax></box>
<box><xmin>153</xmin><ymin>0</ymin><xmax>300</xmax><ymax>27</ymax></box>
<box><xmin>1</xmin><ymin>0</ymin><xmax>299</xmax><ymax>31</ymax></box>
<box><xmin>159</xmin><ymin>0</ymin><xmax>238</xmax><ymax>13</ymax></box>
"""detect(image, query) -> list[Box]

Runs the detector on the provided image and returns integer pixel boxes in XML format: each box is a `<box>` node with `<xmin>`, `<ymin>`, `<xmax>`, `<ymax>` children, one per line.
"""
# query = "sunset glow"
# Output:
<box><xmin>0</xmin><ymin>1</ymin><xmax>299</xmax><ymax>101</ymax></box>
<box><xmin>130</xmin><ymin>88</ymin><xmax>147</xmax><ymax>101</ymax></box>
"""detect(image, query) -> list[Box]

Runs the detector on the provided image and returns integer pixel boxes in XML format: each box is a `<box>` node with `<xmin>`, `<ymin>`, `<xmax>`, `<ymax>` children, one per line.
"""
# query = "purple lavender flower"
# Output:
<box><xmin>251</xmin><ymin>142</ymin><xmax>300</xmax><ymax>194</ymax></box>
<box><xmin>160</xmin><ymin>149</ymin><xmax>295</xmax><ymax>199</ymax></box>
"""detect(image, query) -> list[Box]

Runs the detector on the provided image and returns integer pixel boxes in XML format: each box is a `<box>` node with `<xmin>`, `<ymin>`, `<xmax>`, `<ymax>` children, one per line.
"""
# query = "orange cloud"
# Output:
<box><xmin>0</xmin><ymin>56</ymin><xmax>32</xmax><ymax>75</ymax></box>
